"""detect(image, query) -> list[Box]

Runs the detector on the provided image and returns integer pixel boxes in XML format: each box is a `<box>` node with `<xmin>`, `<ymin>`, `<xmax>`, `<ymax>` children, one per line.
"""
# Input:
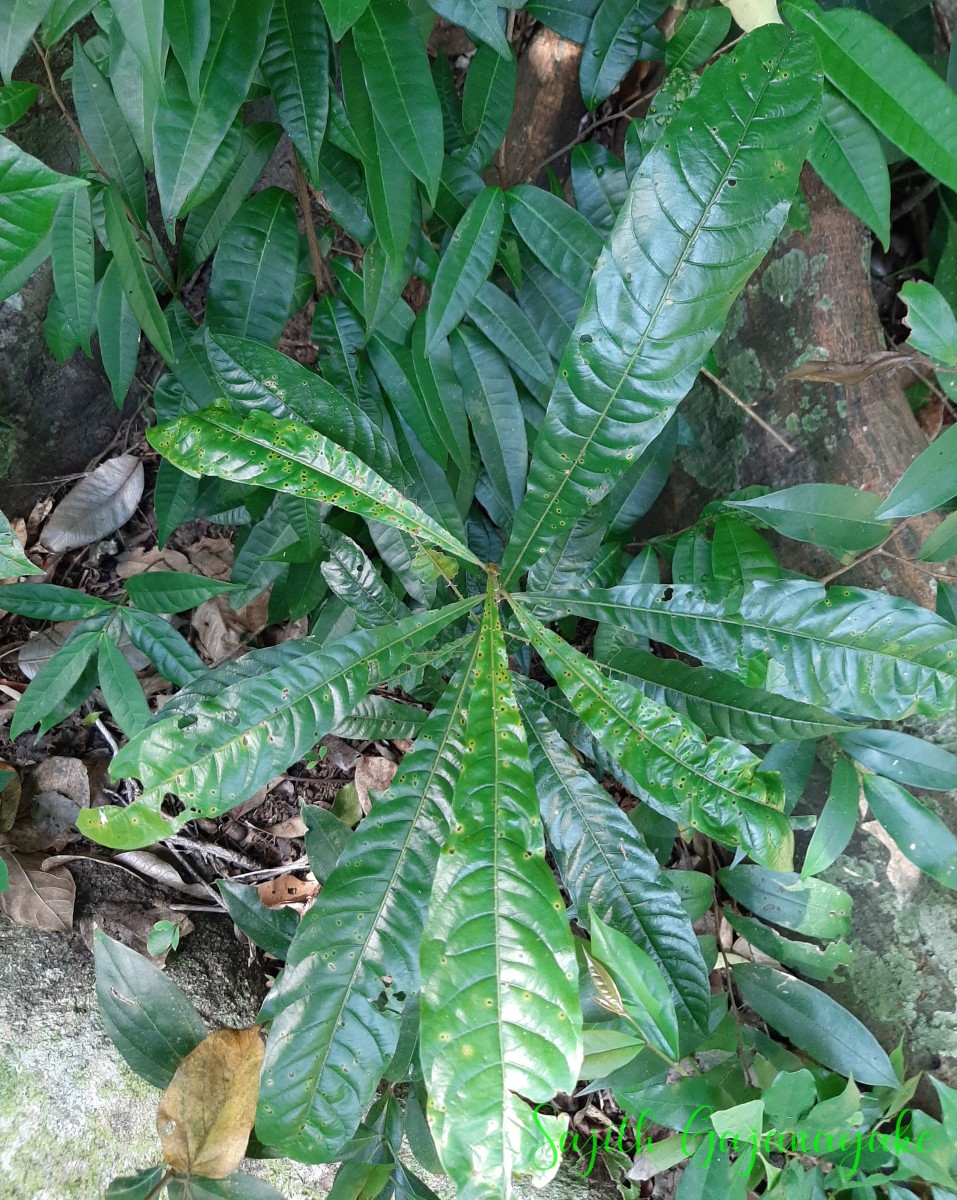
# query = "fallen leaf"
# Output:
<box><xmin>156</xmin><ymin>1026</ymin><xmax>264</xmax><ymax>1178</ymax></box>
<box><xmin>266</xmin><ymin>815</ymin><xmax>308</xmax><ymax>839</ymax></box>
<box><xmin>783</xmin><ymin>350</ymin><xmax>912</xmax><ymax>388</ymax></box>
<box><xmin>0</xmin><ymin>764</ymin><xmax>22</xmax><ymax>833</ymax></box>
<box><xmin>184</xmin><ymin>536</ymin><xmax>234</xmax><ymax>581</ymax></box>
<box><xmin>78</xmin><ymin>902</ymin><xmax>194</xmax><ymax>965</ymax></box>
<box><xmin>8</xmin><ymin>791</ymin><xmax>81</xmax><ymax>853</ymax></box>
<box><xmin>257</xmin><ymin>874</ymin><xmax>319</xmax><ymax>909</ymax></box>
<box><xmin>19</xmin><ymin>623</ymin><xmax>149</xmax><ymax>679</ymax></box>
<box><xmin>191</xmin><ymin>593</ymin><xmax>270</xmax><ymax>663</ymax></box>
<box><xmin>0</xmin><ymin>851</ymin><xmax>75</xmax><ymax>931</ymax></box>
<box><xmin>30</xmin><ymin>756</ymin><xmax>91</xmax><ymax>806</ymax></box>
<box><xmin>41</xmin><ymin>454</ymin><xmax>145</xmax><ymax>551</ymax></box>
<box><xmin>353</xmin><ymin>756</ymin><xmax>397</xmax><ymax>814</ymax></box>
<box><xmin>115</xmin><ymin>546</ymin><xmax>193</xmax><ymax>579</ymax></box>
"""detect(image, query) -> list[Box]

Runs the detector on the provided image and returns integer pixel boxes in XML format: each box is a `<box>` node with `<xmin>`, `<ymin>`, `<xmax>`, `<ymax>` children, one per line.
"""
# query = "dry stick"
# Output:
<box><xmin>701</xmin><ymin>367</ymin><xmax>794</xmax><ymax>454</ymax></box>
<box><xmin>294</xmin><ymin>156</ymin><xmax>333</xmax><ymax>296</ymax></box>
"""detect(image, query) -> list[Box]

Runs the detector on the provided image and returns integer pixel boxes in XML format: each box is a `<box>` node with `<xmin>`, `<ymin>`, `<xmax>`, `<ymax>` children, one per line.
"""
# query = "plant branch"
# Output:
<box><xmin>701</xmin><ymin>367</ymin><xmax>794</xmax><ymax>454</ymax></box>
<box><xmin>294</xmin><ymin>156</ymin><xmax>332</xmax><ymax>296</ymax></box>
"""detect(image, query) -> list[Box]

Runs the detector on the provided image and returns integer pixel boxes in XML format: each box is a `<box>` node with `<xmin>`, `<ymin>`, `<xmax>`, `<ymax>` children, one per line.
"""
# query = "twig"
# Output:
<box><xmin>167</xmin><ymin>836</ymin><xmax>262</xmax><ymax>872</ymax></box>
<box><xmin>294</xmin><ymin>156</ymin><xmax>332</xmax><ymax>296</ymax></box>
<box><xmin>701</xmin><ymin>367</ymin><xmax>794</xmax><ymax>454</ymax></box>
<box><xmin>818</xmin><ymin>516</ymin><xmax>918</xmax><ymax>585</ymax></box>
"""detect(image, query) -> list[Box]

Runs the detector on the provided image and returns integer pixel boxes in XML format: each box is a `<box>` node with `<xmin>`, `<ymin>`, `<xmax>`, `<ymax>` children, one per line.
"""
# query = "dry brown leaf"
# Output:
<box><xmin>26</xmin><ymin>496</ymin><xmax>53</xmax><ymax>540</ymax></box>
<box><xmin>19</xmin><ymin>623</ymin><xmax>149</xmax><ymax>679</ymax></box>
<box><xmin>354</xmin><ymin>756</ymin><xmax>398</xmax><ymax>814</ymax></box>
<box><xmin>0</xmin><ymin>763</ymin><xmax>22</xmax><ymax>833</ymax></box>
<box><xmin>156</xmin><ymin>1027</ymin><xmax>264</xmax><ymax>1178</ymax></box>
<box><xmin>41</xmin><ymin>454</ymin><xmax>145</xmax><ymax>551</ymax></box>
<box><xmin>783</xmin><ymin>350</ymin><xmax>912</xmax><ymax>388</ymax></box>
<box><xmin>0</xmin><ymin>851</ymin><xmax>75</xmax><ymax>931</ymax></box>
<box><xmin>115</xmin><ymin>546</ymin><xmax>193</xmax><ymax>579</ymax></box>
<box><xmin>8</xmin><ymin>791</ymin><xmax>81</xmax><ymax>853</ymax></box>
<box><xmin>31</xmin><ymin>756</ymin><xmax>91</xmax><ymax>807</ymax></box>
<box><xmin>257</xmin><ymin>874</ymin><xmax>319</xmax><ymax>909</ymax></box>
<box><xmin>78</xmin><ymin>902</ymin><xmax>193</xmax><ymax>964</ymax></box>
<box><xmin>185</xmin><ymin>536</ymin><xmax>234</xmax><ymax>580</ymax></box>
<box><xmin>266</xmin><ymin>816</ymin><xmax>308</xmax><ymax>839</ymax></box>
<box><xmin>191</xmin><ymin>593</ymin><xmax>270</xmax><ymax>662</ymax></box>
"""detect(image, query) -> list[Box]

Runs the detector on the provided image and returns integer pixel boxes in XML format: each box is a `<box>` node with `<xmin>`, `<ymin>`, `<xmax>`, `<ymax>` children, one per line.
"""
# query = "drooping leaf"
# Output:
<box><xmin>50</xmin><ymin>186</ymin><xmax>95</xmax><ymax>353</ymax></box>
<box><xmin>511</xmin><ymin>600</ymin><xmax>793</xmax><ymax>869</ymax></box>
<box><xmin>206</xmin><ymin>187</ymin><xmax>300</xmax><ymax>345</ymax></box>
<box><xmin>718</xmin><ymin>864</ymin><xmax>851</xmax><ymax>939</ymax></box>
<box><xmin>837</xmin><ymin>728</ymin><xmax>957</xmax><ymax>792</ymax></box>
<box><xmin>467</xmin><ymin>281</ymin><xmax>554</xmax><ymax>389</ymax></box>
<box><xmin>525</xmin><ymin>0</ymin><xmax>600</xmax><ymax>44</ymax></box>
<box><xmin>808</xmin><ymin>86</ymin><xmax>890</xmax><ymax>249</ymax></box>
<box><xmin>524</xmin><ymin>579</ymin><xmax>957</xmax><ymax>720</ymax></box>
<box><xmin>506</xmin><ymin>185</ymin><xmax>603</xmax><ymax>299</ymax></box>
<box><xmin>426</xmin><ymin>187</ymin><xmax>505</xmax><ymax>350</ymax></box>
<box><xmin>258</xmin><ymin>653</ymin><xmax>478</xmax><ymax>1160</ymax></box>
<box><xmin>40</xmin><ymin>452</ymin><xmax>145</xmax><ymax>551</ymax></box>
<box><xmin>733</xmin><ymin>963</ymin><xmax>898</xmax><ymax>1087</ymax></box>
<box><xmin>861</xmin><ymin>774</ymin><xmax>957</xmax><ymax>891</ymax></box>
<box><xmin>108</xmin><ymin>0</ymin><xmax>166</xmax><ymax>96</ymax></box>
<box><xmin>900</xmin><ymin>279</ymin><xmax>957</xmax><ymax>365</ymax></box>
<box><xmin>419</xmin><ymin>582</ymin><xmax>582</xmax><ymax>1198</ymax></box>
<box><xmin>580</xmin><ymin>0</ymin><xmax>667</xmax><ymax>109</ymax></box>
<box><xmin>426</xmin><ymin>0</ymin><xmax>510</xmax><ymax>58</ymax></box>
<box><xmin>102</xmin><ymin>183</ymin><xmax>174</xmax><ymax>360</ymax></box>
<box><xmin>666</xmin><ymin>6</ymin><xmax>732</xmax><ymax>71</ymax></box>
<box><xmin>410</xmin><ymin>313</ymin><xmax>472</xmax><ymax>473</ymax></box>
<box><xmin>461</xmin><ymin>44</ymin><xmax>516</xmax><ymax>169</ymax></box>
<box><xmin>725</xmin><ymin>484</ymin><xmax>890</xmax><ymax>556</ymax></box>
<box><xmin>260</xmin><ymin>0</ymin><xmax>329</xmax><ymax>182</ymax></box>
<box><xmin>96</xmin><ymin>258</ymin><xmax>140</xmax><ymax>406</ymax></box>
<box><xmin>367</xmin><ymin>336</ymin><xmax>450</xmax><ymax>468</ymax></box>
<box><xmin>874</xmin><ymin>423</ymin><xmax>957</xmax><ymax>519</ymax></box>
<box><xmin>0</xmin><ymin>0</ymin><xmax>54</xmax><ymax>83</ymax></box>
<box><xmin>518</xmin><ymin>686</ymin><xmax>711</xmax><ymax>1032</ymax></box>
<box><xmin>164</xmin><ymin>0</ymin><xmax>210</xmax><ymax>100</ymax></box>
<box><xmin>801</xmin><ymin>755</ymin><xmax>859</xmax><ymax>877</ymax></box>
<box><xmin>501</xmin><ymin>28</ymin><xmax>820</xmax><ymax>584</ymax></box>
<box><xmin>97</xmin><ymin>634</ymin><xmax>151</xmax><ymax>736</ymax></box>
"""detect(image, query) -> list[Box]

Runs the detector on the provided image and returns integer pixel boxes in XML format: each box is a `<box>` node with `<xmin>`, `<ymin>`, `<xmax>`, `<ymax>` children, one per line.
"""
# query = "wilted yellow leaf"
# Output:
<box><xmin>156</xmin><ymin>1026</ymin><xmax>264</xmax><ymax>1178</ymax></box>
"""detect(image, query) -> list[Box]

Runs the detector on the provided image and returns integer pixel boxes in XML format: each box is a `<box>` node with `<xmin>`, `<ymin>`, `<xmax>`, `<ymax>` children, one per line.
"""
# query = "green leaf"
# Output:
<box><xmin>120</xmin><ymin>607</ymin><xmax>205</xmax><ymax>686</ymax></box>
<box><xmin>838</xmin><ymin>729</ymin><xmax>957</xmax><ymax>792</ymax></box>
<box><xmin>318</xmin><ymin>525</ymin><xmax>406</xmax><ymax>626</ymax></box>
<box><xmin>318</xmin><ymin>0</ymin><xmax>371</xmax><ymax>40</ymax></box>
<box><xmin>502</xmin><ymin>28</ymin><xmax>820</xmax><ymax>584</ymax></box>
<box><xmin>10</xmin><ymin>622</ymin><xmax>104</xmax><ymax>738</ymax></box>
<box><xmin>901</xmin><ymin>279</ymin><xmax>957</xmax><ymax>365</ymax></box>
<box><xmin>71</xmin><ymin>39</ymin><xmax>147</xmax><ymax>223</ymax></box>
<box><xmin>96</xmin><ymin>259</ymin><xmax>140</xmax><ymax>406</ymax></box>
<box><xmin>426</xmin><ymin>187</ymin><xmax>505</xmax><ymax>350</ymax></box>
<box><xmin>588</xmin><ymin>909</ymin><xmax>680</xmax><ymax>1059</ymax></box>
<box><xmin>1</xmin><ymin>580</ymin><xmax>114</xmax><ymax>618</ymax></box>
<box><xmin>571</xmin><ymin>142</ymin><xmax>628</xmax><ymax>239</ymax></box>
<box><xmin>258</xmin><ymin>651</ymin><xmax>478</xmax><ymax>1159</ymax></box>
<box><xmin>580</xmin><ymin>0</ymin><xmax>667</xmax><ymax>109</ymax></box>
<box><xmin>148</xmin><ymin>403</ymin><xmax>480</xmax><ymax>569</ymax></box>
<box><xmin>1</xmin><ymin>2</ymin><xmax>53</xmax><ymax>82</ymax></box>
<box><xmin>801</xmin><ymin>755</ymin><xmax>859</xmax><ymax>877</ymax></box>
<box><xmin>206</xmin><ymin>187</ymin><xmax>300</xmax><ymax>345</ymax></box>
<box><xmin>733</xmin><ymin>963</ymin><xmax>898</xmax><ymax>1086</ymax></box>
<box><xmin>50</xmin><ymin>186</ymin><xmax>95</xmax><ymax>354</ymax></box>
<box><xmin>0</xmin><ymin>510</ymin><xmax>41</xmax><ymax>577</ymax></box>
<box><xmin>0</xmin><ymin>81</ymin><xmax>38</xmax><ymax>130</ymax></box>
<box><xmin>164</xmin><ymin>0</ymin><xmax>210</xmax><ymax>101</ymax></box>
<box><xmin>353</xmin><ymin>0</ymin><xmax>443</xmax><ymax>201</ymax></box>
<box><xmin>426</xmin><ymin>0</ymin><xmax>510</xmax><ymax>58</ymax></box>
<box><xmin>93</xmin><ymin>928</ymin><xmax>207</xmax><ymax>1088</ymax></box>
<box><xmin>600</xmin><ymin>647</ymin><xmax>854</xmax><ymax>743</ymax></box>
<box><xmin>467</xmin><ymin>281</ymin><xmax>554</xmax><ymax>390</ymax></box>
<box><xmin>726</xmin><ymin>484</ymin><xmax>890</xmax><ymax>556</ymax></box>
<box><xmin>261</xmin><ymin>0</ymin><xmax>329</xmax><ymax>182</ymax></box>
<box><xmin>102</xmin><ymin>182</ymin><xmax>174</xmax><ymax>361</ymax></box>
<box><xmin>808</xmin><ymin>86</ymin><xmax>889</xmax><ymax>249</ymax></box>
<box><xmin>332</xmin><ymin>694</ymin><xmax>427</xmax><ymax>742</ymax></box>
<box><xmin>104</xmin><ymin>1166</ymin><xmax>169</xmax><ymax>1199</ymax></box>
<box><xmin>410</xmin><ymin>314</ymin><xmax>472</xmax><ymax>473</ymax></box>
<box><xmin>419</xmin><ymin>583</ymin><xmax>582</xmax><ymax>1197</ymax></box>
<box><xmin>518</xmin><ymin>686</ymin><xmax>711</xmax><ymax>1031</ymax></box>
<box><xmin>108</xmin><ymin>0</ymin><xmax>165</xmax><ymax>96</ymax></box>
<box><xmin>461</xmin><ymin>44</ymin><xmax>516</xmax><ymax>169</ymax></box>
<box><xmin>124</xmin><ymin>571</ymin><xmax>241</xmax><ymax>613</ymax></box>
<box><xmin>784</xmin><ymin>0</ymin><xmax>957</xmax><ymax>194</ymax></box>
<box><xmin>861</xmin><ymin>774</ymin><xmax>957</xmax><ymax>891</ymax></box>
<box><xmin>97</xmin><ymin>634</ymin><xmax>150</xmax><ymax>736</ymax></box>
<box><xmin>525</xmin><ymin>579</ymin><xmax>957</xmax><ymax>720</ymax></box>
<box><xmin>506</xmin><ymin>185</ymin><xmax>603</xmax><ymax>299</ymax></box>
<box><xmin>876</xmin><ymin>422</ymin><xmax>957</xmax><ymax>520</ymax></box>
<box><xmin>366</xmin><ymin>336</ymin><xmax>450</xmax><ymax>468</ymax></box>
<box><xmin>511</xmin><ymin>600</ymin><xmax>794</xmax><ymax>869</ymax></box>
<box><xmin>666</xmin><ymin>7</ymin><xmax>732</xmax><ymax>71</ymax></box>
<box><xmin>718</xmin><ymin>864</ymin><xmax>851</xmax><ymax>939</ymax></box>
<box><xmin>0</xmin><ymin>133</ymin><xmax>86</xmax><ymax>303</ymax></box>
<box><xmin>919</xmin><ymin>510</ymin><xmax>957</xmax><ymax>562</ymax></box>
<box><xmin>724</xmin><ymin>911</ymin><xmax>852</xmax><ymax>983</ymax></box>
<box><xmin>525</xmin><ymin>0</ymin><xmax>599</xmax><ymax>44</ymax></box>
<box><xmin>152</xmin><ymin>0</ymin><xmax>272</xmax><ymax>220</ymax></box>
<box><xmin>215</xmin><ymin>878</ymin><xmax>299</xmax><ymax>960</ymax></box>
<box><xmin>300</xmin><ymin>802</ymin><xmax>351</xmax><ymax>884</ymax></box>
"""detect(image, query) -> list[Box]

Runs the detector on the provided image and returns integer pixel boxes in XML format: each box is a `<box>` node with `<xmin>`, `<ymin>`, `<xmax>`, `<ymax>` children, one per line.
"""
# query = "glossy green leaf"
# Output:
<box><xmin>600</xmin><ymin>647</ymin><xmax>854</xmax><ymax>743</ymax></box>
<box><xmin>709</xmin><ymin>514</ymin><xmax>780</xmax><ymax>583</ymax></box>
<box><xmin>520</xmin><ymin>687</ymin><xmax>710</xmax><ymax>1031</ymax></box>
<box><xmin>426</xmin><ymin>0</ymin><xmax>509</xmax><ymax>58</ymax></box>
<box><xmin>461</xmin><ymin>44</ymin><xmax>516</xmax><ymax>169</ymax></box>
<box><xmin>367</xmin><ymin>336</ymin><xmax>449</xmax><ymax>467</ymax></box>
<box><xmin>801</xmin><ymin>755</ymin><xmax>859</xmax><ymax>877</ymax></box>
<box><xmin>261</xmin><ymin>0</ymin><xmax>329</xmax><ymax>182</ymax></box>
<box><xmin>149</xmin><ymin>403</ymin><xmax>479</xmax><ymax>568</ymax></box>
<box><xmin>525</xmin><ymin>580</ymin><xmax>957</xmax><ymax>720</ymax></box>
<box><xmin>733</xmin><ymin>963</ymin><xmax>898</xmax><ymax>1086</ymax></box>
<box><xmin>108</xmin><ymin>0</ymin><xmax>165</xmax><ymax>95</ymax></box>
<box><xmin>784</xmin><ymin>0</ymin><xmax>957</xmax><ymax>193</ymax></box>
<box><xmin>875</xmin><ymin>423</ymin><xmax>957</xmax><ymax>519</ymax></box>
<box><xmin>919</xmin><ymin>510</ymin><xmax>957</xmax><ymax>562</ymax></box>
<box><xmin>426</xmin><ymin>187</ymin><xmax>505</xmax><ymax>350</ymax></box>
<box><xmin>467</xmin><ymin>281</ymin><xmax>554</xmax><ymax>388</ymax></box>
<box><xmin>0</xmin><ymin>1</ymin><xmax>53</xmax><ymax>83</ymax></box>
<box><xmin>353</xmin><ymin>0</ymin><xmax>443</xmax><ymax>200</ymax></box>
<box><xmin>0</xmin><ymin>81</ymin><xmax>38</xmax><ymax>130</ymax></box>
<box><xmin>124</xmin><ymin>571</ymin><xmax>240</xmax><ymax>613</ymax></box>
<box><xmin>104</xmin><ymin>1166</ymin><xmax>169</xmax><ymax>1199</ymax></box>
<box><xmin>318</xmin><ymin>0</ymin><xmax>371</xmax><ymax>40</ymax></box>
<box><xmin>10</xmin><ymin>621</ymin><xmax>104</xmax><ymax>738</ymax></box>
<box><xmin>102</xmin><ymin>182</ymin><xmax>174</xmax><ymax>361</ymax></box>
<box><xmin>411</xmin><ymin>313</ymin><xmax>473</xmax><ymax>474</ymax></box>
<box><xmin>420</xmin><ymin>584</ymin><xmax>582</xmax><ymax>1198</ymax></box>
<box><xmin>718</xmin><ymin>864</ymin><xmax>851</xmax><ymax>939</ymax></box>
<box><xmin>0</xmin><ymin>510</ymin><xmax>41</xmax><ymax>577</ymax></box>
<box><xmin>0</xmin><ymin>582</ymin><xmax>111</xmax><ymax>620</ymax></box>
<box><xmin>97</xmin><ymin>634</ymin><xmax>150</xmax><ymax>736</ymax></box>
<box><xmin>675</xmin><ymin>1137</ymin><xmax>744</xmax><ymax>1200</ymax></box>
<box><xmin>0</xmin><ymin>133</ymin><xmax>86</xmax><ymax>303</ymax></box>
<box><xmin>525</xmin><ymin>0</ymin><xmax>599</xmax><ymax>44</ymax></box>
<box><xmin>152</xmin><ymin>0</ymin><xmax>272</xmax><ymax>220</ymax></box>
<box><xmin>96</xmin><ymin>259</ymin><xmax>140</xmax><ymax>406</ymax></box>
<box><xmin>901</xmin><ymin>279</ymin><xmax>957</xmax><ymax>365</ymax></box>
<box><xmin>862</xmin><ymin>774</ymin><xmax>957</xmax><ymax>891</ymax></box>
<box><xmin>50</xmin><ymin>186</ymin><xmax>95</xmax><ymax>354</ymax></box>
<box><xmin>502</xmin><ymin>28</ymin><xmax>820</xmax><ymax>584</ymax></box>
<box><xmin>570</xmin><ymin>142</ymin><xmax>628</xmax><ymax>238</ymax></box>
<box><xmin>726</xmin><ymin>912</ymin><xmax>852</xmax><ymax>982</ymax></box>
<box><xmin>808</xmin><ymin>86</ymin><xmax>889</xmax><ymax>249</ymax></box>
<box><xmin>666</xmin><ymin>6</ymin><xmax>732</xmax><ymax>71</ymax></box>
<box><xmin>120</xmin><ymin>607</ymin><xmax>205</xmax><ymax>686</ymax></box>
<box><xmin>206</xmin><ymin>187</ymin><xmax>300</xmax><ymax>345</ymax></box>
<box><xmin>726</xmin><ymin>484</ymin><xmax>890</xmax><ymax>556</ymax></box>
<box><xmin>511</xmin><ymin>600</ymin><xmax>794</xmax><ymax>869</ymax></box>
<box><xmin>838</xmin><ymin>728</ymin><xmax>957</xmax><ymax>792</ymax></box>
<box><xmin>216</xmin><ymin>878</ymin><xmax>299</xmax><ymax>960</ymax></box>
<box><xmin>93</xmin><ymin>929</ymin><xmax>207</xmax><ymax>1088</ymax></box>
<box><xmin>164</xmin><ymin>0</ymin><xmax>210</xmax><ymax>101</ymax></box>
<box><xmin>258</xmin><ymin>652</ymin><xmax>478</xmax><ymax>1159</ymax></box>
<box><xmin>506</xmin><ymin>185</ymin><xmax>603</xmax><ymax>299</ymax></box>
<box><xmin>318</xmin><ymin>525</ymin><xmax>406</xmax><ymax>626</ymax></box>
<box><xmin>580</xmin><ymin>0</ymin><xmax>667</xmax><ymax>109</ymax></box>
<box><xmin>332</xmin><ymin>694</ymin><xmax>427</xmax><ymax>742</ymax></box>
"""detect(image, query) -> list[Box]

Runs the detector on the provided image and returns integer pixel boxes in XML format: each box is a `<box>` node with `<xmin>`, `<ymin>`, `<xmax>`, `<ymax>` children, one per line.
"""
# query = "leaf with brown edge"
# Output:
<box><xmin>782</xmin><ymin>350</ymin><xmax>913</xmax><ymax>387</ymax></box>
<box><xmin>156</xmin><ymin>1026</ymin><xmax>264</xmax><ymax>1178</ymax></box>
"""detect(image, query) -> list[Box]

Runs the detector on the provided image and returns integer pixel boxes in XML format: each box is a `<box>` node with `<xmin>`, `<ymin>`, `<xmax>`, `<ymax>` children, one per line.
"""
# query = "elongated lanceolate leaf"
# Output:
<box><xmin>148</xmin><ymin>403</ymin><xmax>481</xmax><ymax>569</ymax></box>
<box><xmin>502</xmin><ymin>28</ymin><xmax>821</xmax><ymax>584</ymax></box>
<box><xmin>420</xmin><ymin>582</ymin><xmax>582</xmax><ymax>1200</ymax></box>
<box><xmin>50</xmin><ymin>187</ymin><xmax>94</xmax><ymax>353</ymax></box>
<box><xmin>257</xmin><ymin>649</ymin><xmax>479</xmax><ymax>1160</ymax></box>
<box><xmin>0</xmin><ymin>1</ymin><xmax>54</xmax><ymax>84</ymax></box>
<box><xmin>808</xmin><ymin>86</ymin><xmax>889</xmax><ymax>249</ymax></box>
<box><xmin>525</xmin><ymin>579</ymin><xmax>957</xmax><ymax>721</ymax></box>
<box><xmin>580</xmin><ymin>0</ymin><xmax>667</xmax><ymax>109</ymax></box>
<box><xmin>103</xmin><ymin>183</ymin><xmax>174</xmax><ymax>361</ymax></box>
<box><xmin>94</xmin><ymin>601</ymin><xmax>475</xmax><ymax>851</ymax></box>
<box><xmin>426</xmin><ymin>187</ymin><xmax>505</xmax><ymax>350</ymax></box>
<box><xmin>260</xmin><ymin>0</ymin><xmax>329</xmax><ymax>182</ymax></box>
<box><xmin>511</xmin><ymin>600</ymin><xmax>793</xmax><ymax>870</ymax></box>
<box><xmin>518</xmin><ymin>686</ymin><xmax>711</xmax><ymax>1032</ymax></box>
<box><xmin>165</xmin><ymin>0</ymin><xmax>210</xmax><ymax>101</ymax></box>
<box><xmin>861</xmin><ymin>774</ymin><xmax>957</xmax><ymax>891</ymax></box>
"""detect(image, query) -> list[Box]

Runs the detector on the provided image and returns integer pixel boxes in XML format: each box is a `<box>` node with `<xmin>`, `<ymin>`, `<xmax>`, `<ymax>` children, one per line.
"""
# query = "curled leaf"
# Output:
<box><xmin>41</xmin><ymin>455</ymin><xmax>145</xmax><ymax>551</ymax></box>
<box><xmin>782</xmin><ymin>350</ymin><xmax>912</xmax><ymax>387</ymax></box>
